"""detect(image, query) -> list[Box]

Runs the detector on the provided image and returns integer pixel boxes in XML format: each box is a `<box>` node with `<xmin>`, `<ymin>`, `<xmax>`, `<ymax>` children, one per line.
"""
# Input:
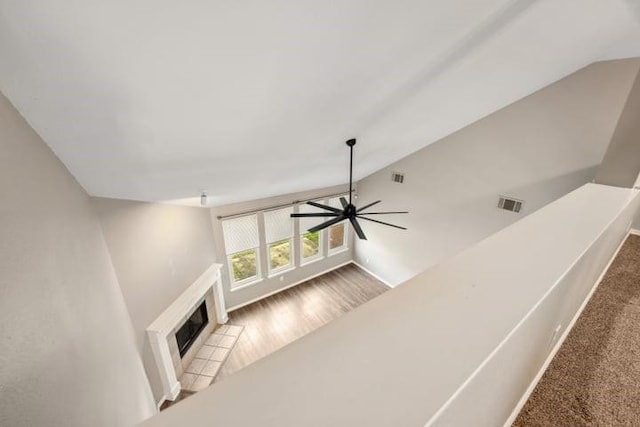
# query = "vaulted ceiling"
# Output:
<box><xmin>1</xmin><ymin>1</ymin><xmax>640</xmax><ymax>205</ymax></box>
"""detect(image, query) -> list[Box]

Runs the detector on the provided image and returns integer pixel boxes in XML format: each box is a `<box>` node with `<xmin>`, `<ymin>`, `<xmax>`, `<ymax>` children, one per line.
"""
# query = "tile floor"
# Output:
<box><xmin>179</xmin><ymin>324</ymin><xmax>243</xmax><ymax>392</ymax></box>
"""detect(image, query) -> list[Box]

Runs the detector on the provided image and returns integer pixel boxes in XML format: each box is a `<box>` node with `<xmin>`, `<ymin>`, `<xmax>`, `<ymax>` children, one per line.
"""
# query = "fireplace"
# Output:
<box><xmin>147</xmin><ymin>263</ymin><xmax>226</xmax><ymax>402</ymax></box>
<box><xmin>176</xmin><ymin>301</ymin><xmax>209</xmax><ymax>358</ymax></box>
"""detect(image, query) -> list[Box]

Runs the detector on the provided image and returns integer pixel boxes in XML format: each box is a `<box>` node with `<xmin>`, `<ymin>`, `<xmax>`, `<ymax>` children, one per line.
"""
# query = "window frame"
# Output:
<box><xmin>267</xmin><ymin>237</ymin><xmax>294</xmax><ymax>276</ymax></box>
<box><xmin>227</xmin><ymin>247</ymin><xmax>262</xmax><ymax>290</ymax></box>
<box><xmin>221</xmin><ymin>213</ymin><xmax>262</xmax><ymax>291</ymax></box>
<box><xmin>328</xmin><ymin>221</ymin><xmax>349</xmax><ymax>255</ymax></box>
<box><xmin>300</xmin><ymin>228</ymin><xmax>324</xmax><ymax>265</ymax></box>
<box><xmin>263</xmin><ymin>206</ymin><xmax>295</xmax><ymax>276</ymax></box>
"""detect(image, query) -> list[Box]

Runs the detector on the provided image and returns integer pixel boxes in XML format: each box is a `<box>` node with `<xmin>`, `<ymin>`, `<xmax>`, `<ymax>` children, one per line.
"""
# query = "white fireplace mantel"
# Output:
<box><xmin>147</xmin><ymin>262</ymin><xmax>225</xmax><ymax>401</ymax></box>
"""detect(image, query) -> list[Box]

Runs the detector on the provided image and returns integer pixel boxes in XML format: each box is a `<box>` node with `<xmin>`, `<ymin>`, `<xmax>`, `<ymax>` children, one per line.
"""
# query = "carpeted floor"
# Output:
<box><xmin>513</xmin><ymin>234</ymin><xmax>640</xmax><ymax>426</ymax></box>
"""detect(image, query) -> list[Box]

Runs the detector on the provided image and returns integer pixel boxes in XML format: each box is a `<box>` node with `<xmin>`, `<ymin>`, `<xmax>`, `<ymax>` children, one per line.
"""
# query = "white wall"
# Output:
<box><xmin>0</xmin><ymin>93</ymin><xmax>155</xmax><ymax>425</ymax></box>
<box><xmin>92</xmin><ymin>198</ymin><xmax>218</xmax><ymax>405</ymax></box>
<box><xmin>210</xmin><ymin>185</ymin><xmax>354</xmax><ymax>309</ymax></box>
<box><xmin>353</xmin><ymin>59</ymin><xmax>640</xmax><ymax>286</ymax></box>
<box><xmin>139</xmin><ymin>183</ymin><xmax>639</xmax><ymax>427</ymax></box>
<box><xmin>595</xmin><ymin>66</ymin><xmax>640</xmax><ymax>188</ymax></box>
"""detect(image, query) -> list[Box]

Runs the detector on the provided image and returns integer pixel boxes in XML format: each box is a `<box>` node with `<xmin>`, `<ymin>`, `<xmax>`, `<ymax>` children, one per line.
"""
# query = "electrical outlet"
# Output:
<box><xmin>549</xmin><ymin>324</ymin><xmax>562</xmax><ymax>350</ymax></box>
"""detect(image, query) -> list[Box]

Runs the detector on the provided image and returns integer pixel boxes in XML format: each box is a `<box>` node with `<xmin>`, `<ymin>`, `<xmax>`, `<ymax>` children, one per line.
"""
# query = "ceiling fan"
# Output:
<box><xmin>290</xmin><ymin>138</ymin><xmax>408</xmax><ymax>240</ymax></box>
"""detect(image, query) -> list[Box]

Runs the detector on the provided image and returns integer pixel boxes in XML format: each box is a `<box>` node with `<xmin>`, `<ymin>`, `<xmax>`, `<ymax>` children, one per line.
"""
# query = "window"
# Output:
<box><xmin>264</xmin><ymin>207</ymin><xmax>293</xmax><ymax>274</ymax></box>
<box><xmin>298</xmin><ymin>203</ymin><xmax>324</xmax><ymax>263</ymax></box>
<box><xmin>222</xmin><ymin>214</ymin><xmax>260</xmax><ymax>288</ymax></box>
<box><xmin>221</xmin><ymin>195</ymin><xmax>351</xmax><ymax>290</ymax></box>
<box><xmin>230</xmin><ymin>249</ymin><xmax>258</xmax><ymax>282</ymax></box>
<box><xmin>301</xmin><ymin>230</ymin><xmax>321</xmax><ymax>259</ymax></box>
<box><xmin>328</xmin><ymin>223</ymin><xmax>347</xmax><ymax>251</ymax></box>
<box><xmin>269</xmin><ymin>239</ymin><xmax>291</xmax><ymax>270</ymax></box>
<box><xmin>328</xmin><ymin>197</ymin><xmax>348</xmax><ymax>253</ymax></box>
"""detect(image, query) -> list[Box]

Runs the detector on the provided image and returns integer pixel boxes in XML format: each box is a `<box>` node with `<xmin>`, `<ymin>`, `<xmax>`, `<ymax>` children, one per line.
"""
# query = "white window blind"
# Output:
<box><xmin>298</xmin><ymin>202</ymin><xmax>329</xmax><ymax>232</ymax></box>
<box><xmin>264</xmin><ymin>207</ymin><xmax>293</xmax><ymax>243</ymax></box>
<box><xmin>222</xmin><ymin>214</ymin><xmax>259</xmax><ymax>254</ymax></box>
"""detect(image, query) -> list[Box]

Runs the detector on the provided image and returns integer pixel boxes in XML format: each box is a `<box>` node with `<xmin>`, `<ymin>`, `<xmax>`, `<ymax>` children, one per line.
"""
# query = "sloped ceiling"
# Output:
<box><xmin>1</xmin><ymin>0</ymin><xmax>640</xmax><ymax>206</ymax></box>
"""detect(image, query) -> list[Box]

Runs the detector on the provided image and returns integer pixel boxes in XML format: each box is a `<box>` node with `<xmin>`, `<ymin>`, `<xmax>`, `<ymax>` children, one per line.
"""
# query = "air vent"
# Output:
<box><xmin>498</xmin><ymin>196</ymin><xmax>523</xmax><ymax>213</ymax></box>
<box><xmin>391</xmin><ymin>172</ymin><xmax>405</xmax><ymax>184</ymax></box>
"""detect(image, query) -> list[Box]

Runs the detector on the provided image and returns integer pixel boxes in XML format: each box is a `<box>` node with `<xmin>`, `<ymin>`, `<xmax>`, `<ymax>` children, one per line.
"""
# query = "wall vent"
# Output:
<box><xmin>498</xmin><ymin>196</ymin><xmax>523</xmax><ymax>213</ymax></box>
<box><xmin>391</xmin><ymin>172</ymin><xmax>405</xmax><ymax>184</ymax></box>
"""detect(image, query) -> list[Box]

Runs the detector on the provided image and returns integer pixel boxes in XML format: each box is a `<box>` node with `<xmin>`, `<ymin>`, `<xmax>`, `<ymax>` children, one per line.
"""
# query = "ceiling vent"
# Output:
<box><xmin>391</xmin><ymin>172</ymin><xmax>405</xmax><ymax>184</ymax></box>
<box><xmin>498</xmin><ymin>196</ymin><xmax>523</xmax><ymax>213</ymax></box>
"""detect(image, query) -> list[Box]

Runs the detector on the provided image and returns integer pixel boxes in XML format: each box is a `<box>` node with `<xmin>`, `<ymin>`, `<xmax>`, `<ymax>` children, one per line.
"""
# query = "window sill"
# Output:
<box><xmin>268</xmin><ymin>265</ymin><xmax>296</xmax><ymax>279</ymax></box>
<box><xmin>300</xmin><ymin>255</ymin><xmax>325</xmax><ymax>267</ymax></box>
<box><xmin>328</xmin><ymin>247</ymin><xmax>350</xmax><ymax>257</ymax></box>
<box><xmin>230</xmin><ymin>277</ymin><xmax>263</xmax><ymax>292</ymax></box>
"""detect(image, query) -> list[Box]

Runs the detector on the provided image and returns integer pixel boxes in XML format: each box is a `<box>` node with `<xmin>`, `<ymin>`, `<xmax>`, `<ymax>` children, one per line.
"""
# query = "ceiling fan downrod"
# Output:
<box><xmin>290</xmin><ymin>138</ymin><xmax>408</xmax><ymax>240</ymax></box>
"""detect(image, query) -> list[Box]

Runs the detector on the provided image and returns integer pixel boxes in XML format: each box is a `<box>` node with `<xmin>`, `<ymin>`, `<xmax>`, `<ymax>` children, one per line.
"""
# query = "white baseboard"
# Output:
<box><xmin>156</xmin><ymin>396</ymin><xmax>166</xmax><ymax>412</ymax></box>
<box><xmin>630</xmin><ymin>228</ymin><xmax>640</xmax><ymax>236</ymax></box>
<box><xmin>502</xmin><ymin>230</ymin><xmax>632</xmax><ymax>426</ymax></box>
<box><xmin>351</xmin><ymin>261</ymin><xmax>394</xmax><ymax>288</ymax></box>
<box><xmin>226</xmin><ymin>261</ymin><xmax>353</xmax><ymax>312</ymax></box>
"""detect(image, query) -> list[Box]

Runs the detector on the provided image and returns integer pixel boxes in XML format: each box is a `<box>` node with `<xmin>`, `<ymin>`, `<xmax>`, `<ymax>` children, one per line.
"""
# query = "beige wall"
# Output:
<box><xmin>92</xmin><ymin>197</ymin><xmax>218</xmax><ymax>404</ymax></box>
<box><xmin>210</xmin><ymin>185</ymin><xmax>354</xmax><ymax>309</ymax></box>
<box><xmin>354</xmin><ymin>59</ymin><xmax>640</xmax><ymax>285</ymax></box>
<box><xmin>595</xmin><ymin>69</ymin><xmax>640</xmax><ymax>188</ymax></box>
<box><xmin>0</xmin><ymin>93</ymin><xmax>155</xmax><ymax>425</ymax></box>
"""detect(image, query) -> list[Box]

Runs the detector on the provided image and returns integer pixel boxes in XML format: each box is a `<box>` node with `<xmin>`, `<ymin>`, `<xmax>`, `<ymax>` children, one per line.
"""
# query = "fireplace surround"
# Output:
<box><xmin>147</xmin><ymin>263</ymin><xmax>225</xmax><ymax>402</ymax></box>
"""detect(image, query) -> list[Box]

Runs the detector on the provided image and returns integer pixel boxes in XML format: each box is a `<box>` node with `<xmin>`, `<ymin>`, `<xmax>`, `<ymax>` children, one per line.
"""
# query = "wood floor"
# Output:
<box><xmin>215</xmin><ymin>263</ymin><xmax>389</xmax><ymax>382</ymax></box>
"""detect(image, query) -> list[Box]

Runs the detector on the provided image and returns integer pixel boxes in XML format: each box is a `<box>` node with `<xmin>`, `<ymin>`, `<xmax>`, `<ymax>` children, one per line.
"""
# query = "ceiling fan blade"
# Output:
<box><xmin>357</xmin><ymin>211</ymin><xmax>409</xmax><ymax>215</ymax></box>
<box><xmin>339</xmin><ymin>197</ymin><xmax>348</xmax><ymax>208</ymax></box>
<box><xmin>349</xmin><ymin>217</ymin><xmax>367</xmax><ymax>240</ymax></box>
<box><xmin>357</xmin><ymin>215</ymin><xmax>407</xmax><ymax>230</ymax></box>
<box><xmin>291</xmin><ymin>213</ymin><xmax>339</xmax><ymax>218</ymax></box>
<box><xmin>307</xmin><ymin>215</ymin><xmax>346</xmax><ymax>233</ymax></box>
<box><xmin>356</xmin><ymin>200</ymin><xmax>381</xmax><ymax>213</ymax></box>
<box><xmin>307</xmin><ymin>200</ymin><xmax>342</xmax><ymax>213</ymax></box>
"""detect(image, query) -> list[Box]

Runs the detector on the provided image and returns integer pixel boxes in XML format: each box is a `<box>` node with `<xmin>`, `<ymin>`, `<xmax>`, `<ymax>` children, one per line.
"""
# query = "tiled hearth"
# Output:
<box><xmin>179</xmin><ymin>325</ymin><xmax>243</xmax><ymax>392</ymax></box>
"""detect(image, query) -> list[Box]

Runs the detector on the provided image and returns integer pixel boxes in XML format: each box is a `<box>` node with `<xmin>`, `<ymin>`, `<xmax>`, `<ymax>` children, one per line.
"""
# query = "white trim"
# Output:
<box><xmin>167</xmin><ymin>382</ymin><xmax>180</xmax><ymax>401</ymax></box>
<box><xmin>502</xmin><ymin>230</ymin><xmax>631</xmax><ymax>427</ymax></box>
<box><xmin>630</xmin><ymin>228</ymin><xmax>640</xmax><ymax>236</ymax></box>
<box><xmin>227</xmin><ymin>261</ymin><xmax>352</xmax><ymax>312</ymax></box>
<box><xmin>300</xmin><ymin>254</ymin><xmax>325</xmax><ymax>266</ymax></box>
<box><xmin>299</xmin><ymin>253</ymin><xmax>326</xmax><ymax>268</ymax></box>
<box><xmin>213</xmin><ymin>272</ymin><xmax>229</xmax><ymax>324</ymax></box>
<box><xmin>351</xmin><ymin>261</ymin><xmax>394</xmax><ymax>288</ymax></box>
<box><xmin>153</xmin><ymin>379</ymin><xmax>184</xmax><ymax>408</ymax></box>
<box><xmin>228</xmin><ymin>277</ymin><xmax>263</xmax><ymax>292</ymax></box>
<box><xmin>328</xmin><ymin>247</ymin><xmax>350</xmax><ymax>258</ymax></box>
<box><xmin>328</xmin><ymin>222</ymin><xmax>349</xmax><ymax>254</ymax></box>
<box><xmin>156</xmin><ymin>396</ymin><xmax>166</xmax><ymax>412</ymax></box>
<box><xmin>268</xmin><ymin>265</ymin><xmax>296</xmax><ymax>279</ymax></box>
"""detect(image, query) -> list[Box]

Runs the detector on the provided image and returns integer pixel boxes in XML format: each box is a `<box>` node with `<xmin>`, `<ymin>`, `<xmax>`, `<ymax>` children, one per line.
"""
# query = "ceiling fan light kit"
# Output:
<box><xmin>291</xmin><ymin>139</ymin><xmax>408</xmax><ymax>240</ymax></box>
